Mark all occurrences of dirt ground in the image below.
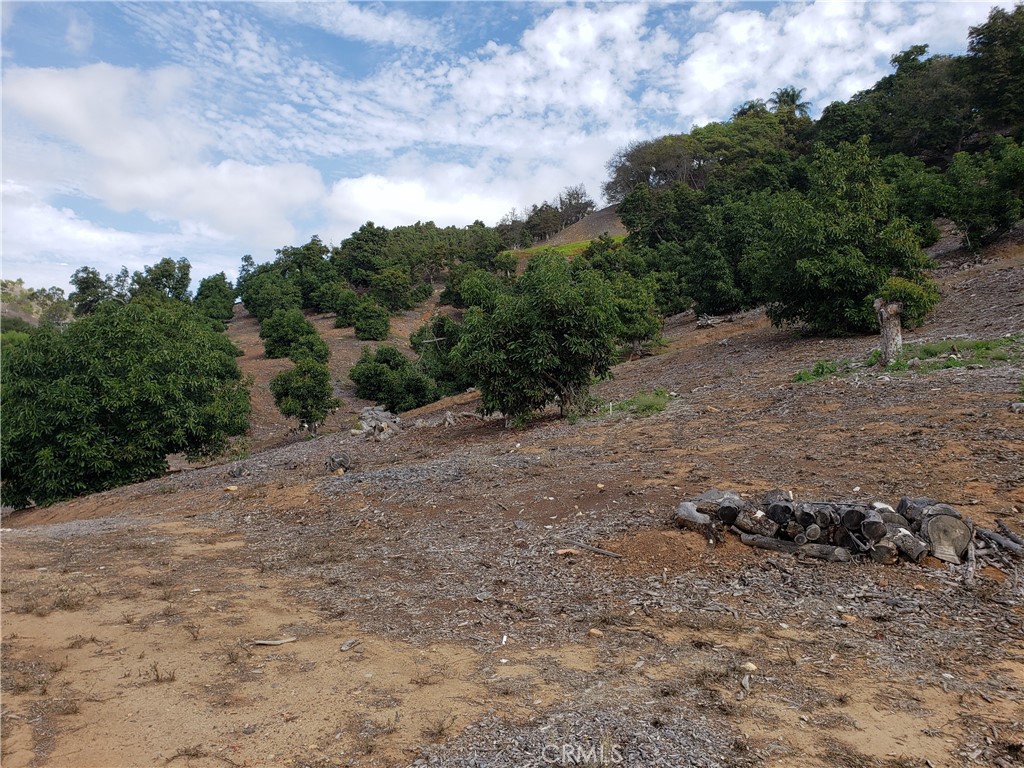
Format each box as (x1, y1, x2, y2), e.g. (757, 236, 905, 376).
(2, 229, 1023, 768)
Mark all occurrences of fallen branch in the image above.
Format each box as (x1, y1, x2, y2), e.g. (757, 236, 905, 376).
(977, 528, 1024, 557)
(555, 538, 624, 559)
(738, 533, 851, 563)
(250, 636, 298, 646)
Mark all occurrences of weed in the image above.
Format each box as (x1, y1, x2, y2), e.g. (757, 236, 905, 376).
(221, 645, 241, 665)
(422, 712, 457, 742)
(599, 388, 671, 418)
(53, 585, 86, 611)
(793, 359, 842, 382)
(148, 661, 176, 683)
(159, 586, 178, 602)
(155, 484, 177, 495)
(122, 611, 136, 624)
(184, 622, 202, 641)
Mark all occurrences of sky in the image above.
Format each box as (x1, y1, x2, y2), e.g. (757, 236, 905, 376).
(1, 1, 1013, 292)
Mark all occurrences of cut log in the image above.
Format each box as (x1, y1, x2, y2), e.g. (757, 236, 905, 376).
(794, 533, 808, 545)
(690, 489, 744, 524)
(738, 533, 851, 562)
(920, 514, 972, 564)
(766, 499, 795, 526)
(717, 497, 747, 526)
(869, 538, 900, 565)
(795, 504, 817, 528)
(673, 502, 715, 538)
(976, 528, 1024, 558)
(922, 502, 962, 520)
(762, 488, 792, 507)
(840, 505, 868, 531)
(880, 511, 911, 529)
(874, 297, 903, 366)
(886, 525, 929, 563)
(781, 520, 804, 540)
(859, 509, 887, 543)
(803, 523, 822, 542)
(813, 504, 839, 528)
(896, 496, 939, 524)
(733, 508, 780, 538)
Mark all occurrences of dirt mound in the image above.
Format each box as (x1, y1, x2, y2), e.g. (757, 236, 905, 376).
(3, 232, 1024, 768)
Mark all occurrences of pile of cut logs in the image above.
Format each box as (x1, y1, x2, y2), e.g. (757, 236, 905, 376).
(674, 489, 1024, 566)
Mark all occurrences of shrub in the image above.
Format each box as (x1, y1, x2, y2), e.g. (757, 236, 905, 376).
(353, 300, 390, 340)
(270, 359, 339, 430)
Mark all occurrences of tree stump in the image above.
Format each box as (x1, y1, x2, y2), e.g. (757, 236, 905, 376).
(874, 297, 903, 366)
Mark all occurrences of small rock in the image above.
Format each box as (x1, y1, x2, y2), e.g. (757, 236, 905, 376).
(588, 628, 604, 638)
(739, 662, 757, 673)
(1010, 402, 1024, 414)
(224, 485, 239, 492)
(333, 468, 345, 476)
(906, 357, 921, 368)
(354, 645, 364, 654)
(340, 639, 359, 651)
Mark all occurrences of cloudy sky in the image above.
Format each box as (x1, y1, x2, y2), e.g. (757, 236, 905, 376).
(1, 1, 1011, 291)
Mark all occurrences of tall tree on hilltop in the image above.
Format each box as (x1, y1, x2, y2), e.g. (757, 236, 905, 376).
(768, 86, 811, 118)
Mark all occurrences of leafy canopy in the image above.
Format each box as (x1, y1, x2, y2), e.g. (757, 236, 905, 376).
(1, 300, 251, 508)
(455, 252, 624, 421)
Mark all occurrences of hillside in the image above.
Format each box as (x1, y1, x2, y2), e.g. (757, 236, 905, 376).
(541, 204, 628, 248)
(2, 227, 1023, 768)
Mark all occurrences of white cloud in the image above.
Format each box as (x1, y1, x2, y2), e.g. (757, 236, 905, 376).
(263, 1, 445, 51)
(1, 181, 180, 290)
(2, 62, 327, 256)
(65, 12, 94, 55)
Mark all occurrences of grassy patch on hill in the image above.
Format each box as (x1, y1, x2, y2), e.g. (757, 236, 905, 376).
(792, 335, 1022, 383)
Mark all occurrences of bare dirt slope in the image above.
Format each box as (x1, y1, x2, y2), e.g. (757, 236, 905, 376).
(3, 231, 1023, 768)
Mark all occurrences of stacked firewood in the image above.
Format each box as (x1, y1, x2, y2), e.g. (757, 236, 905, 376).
(674, 489, 1023, 565)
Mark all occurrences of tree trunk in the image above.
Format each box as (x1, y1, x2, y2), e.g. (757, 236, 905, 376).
(920, 514, 972, 564)
(733, 508, 780, 538)
(887, 524, 929, 563)
(673, 502, 715, 540)
(859, 509, 887, 543)
(739, 533, 851, 562)
(874, 298, 903, 366)
(869, 538, 900, 565)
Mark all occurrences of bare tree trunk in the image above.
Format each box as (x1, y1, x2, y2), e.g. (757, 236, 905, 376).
(874, 298, 903, 366)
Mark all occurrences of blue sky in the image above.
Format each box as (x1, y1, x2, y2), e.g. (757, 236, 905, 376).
(1, 1, 1011, 292)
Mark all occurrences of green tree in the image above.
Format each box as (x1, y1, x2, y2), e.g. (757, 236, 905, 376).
(332, 222, 390, 287)
(454, 253, 621, 421)
(131, 257, 192, 302)
(768, 86, 811, 118)
(348, 345, 437, 413)
(370, 266, 413, 312)
(742, 139, 938, 334)
(410, 315, 473, 397)
(353, 300, 390, 340)
(68, 266, 117, 316)
(967, 3, 1024, 132)
(258, 308, 325, 361)
(193, 272, 236, 325)
(1, 301, 251, 507)
(239, 270, 302, 323)
(942, 137, 1024, 248)
(270, 359, 339, 432)
(274, 236, 336, 310)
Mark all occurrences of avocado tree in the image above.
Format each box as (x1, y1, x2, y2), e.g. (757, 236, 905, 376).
(454, 253, 622, 422)
(742, 138, 938, 334)
(270, 359, 339, 432)
(1, 300, 251, 507)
